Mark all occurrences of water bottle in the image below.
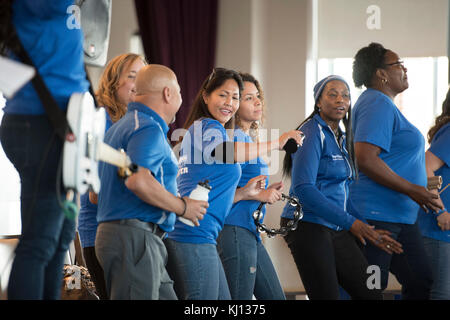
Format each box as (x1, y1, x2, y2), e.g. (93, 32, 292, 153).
(179, 180, 211, 226)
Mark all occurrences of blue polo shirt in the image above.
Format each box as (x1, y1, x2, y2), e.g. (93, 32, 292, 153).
(418, 123, 450, 242)
(97, 102, 177, 232)
(77, 111, 112, 248)
(350, 88, 427, 224)
(281, 114, 357, 231)
(224, 128, 269, 241)
(5, 0, 89, 114)
(168, 118, 241, 244)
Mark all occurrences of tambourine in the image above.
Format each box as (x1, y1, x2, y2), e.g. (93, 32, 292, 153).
(252, 194, 303, 238)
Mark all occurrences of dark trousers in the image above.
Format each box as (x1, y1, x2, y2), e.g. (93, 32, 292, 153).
(83, 246, 108, 300)
(0, 114, 76, 299)
(364, 219, 433, 300)
(282, 219, 382, 300)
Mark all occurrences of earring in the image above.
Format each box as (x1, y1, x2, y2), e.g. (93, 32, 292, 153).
(382, 78, 388, 84)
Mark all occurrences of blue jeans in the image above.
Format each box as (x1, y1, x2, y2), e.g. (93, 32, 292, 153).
(164, 239, 231, 300)
(423, 237, 450, 300)
(365, 219, 433, 300)
(0, 114, 76, 299)
(217, 225, 286, 300)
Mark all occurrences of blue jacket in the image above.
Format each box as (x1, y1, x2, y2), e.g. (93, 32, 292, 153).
(282, 114, 360, 231)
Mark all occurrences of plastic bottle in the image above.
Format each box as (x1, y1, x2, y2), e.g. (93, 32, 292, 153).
(179, 180, 211, 227)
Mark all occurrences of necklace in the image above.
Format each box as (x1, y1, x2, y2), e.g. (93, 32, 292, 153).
(332, 128, 340, 137)
(324, 120, 340, 137)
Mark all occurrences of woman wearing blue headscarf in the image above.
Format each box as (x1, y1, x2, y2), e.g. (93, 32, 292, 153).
(280, 75, 402, 300)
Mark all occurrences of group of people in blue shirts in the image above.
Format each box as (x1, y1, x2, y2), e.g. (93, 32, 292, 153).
(1, 0, 449, 301)
(90, 65, 303, 300)
(280, 43, 449, 300)
(165, 70, 296, 300)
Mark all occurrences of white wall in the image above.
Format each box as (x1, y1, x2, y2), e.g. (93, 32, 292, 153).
(318, 0, 448, 58)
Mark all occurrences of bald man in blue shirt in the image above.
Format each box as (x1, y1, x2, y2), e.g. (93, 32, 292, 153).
(95, 65, 208, 300)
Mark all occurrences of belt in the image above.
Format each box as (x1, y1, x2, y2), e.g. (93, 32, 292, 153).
(107, 219, 166, 239)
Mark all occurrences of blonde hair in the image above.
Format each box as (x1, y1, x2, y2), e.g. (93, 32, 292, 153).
(235, 73, 266, 142)
(96, 53, 147, 123)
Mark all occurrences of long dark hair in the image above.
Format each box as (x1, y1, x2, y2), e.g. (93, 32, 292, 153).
(352, 42, 388, 89)
(282, 94, 357, 179)
(183, 67, 244, 130)
(428, 87, 450, 143)
(0, 1, 19, 56)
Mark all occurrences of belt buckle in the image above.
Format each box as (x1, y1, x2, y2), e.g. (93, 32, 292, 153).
(152, 223, 166, 239)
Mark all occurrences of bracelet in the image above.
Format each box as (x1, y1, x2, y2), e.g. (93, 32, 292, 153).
(179, 197, 187, 217)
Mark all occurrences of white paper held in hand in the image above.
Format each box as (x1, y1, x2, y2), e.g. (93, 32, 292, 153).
(0, 56, 35, 99)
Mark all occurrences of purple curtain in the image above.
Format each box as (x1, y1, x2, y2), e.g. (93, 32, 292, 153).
(134, 0, 218, 142)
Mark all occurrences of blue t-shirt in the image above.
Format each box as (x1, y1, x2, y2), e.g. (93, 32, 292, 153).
(5, 0, 89, 114)
(418, 123, 450, 242)
(350, 88, 427, 224)
(97, 102, 177, 233)
(281, 114, 357, 231)
(168, 118, 241, 244)
(77, 111, 113, 248)
(224, 129, 269, 241)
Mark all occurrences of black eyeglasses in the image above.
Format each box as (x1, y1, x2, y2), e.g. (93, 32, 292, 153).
(384, 60, 405, 68)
